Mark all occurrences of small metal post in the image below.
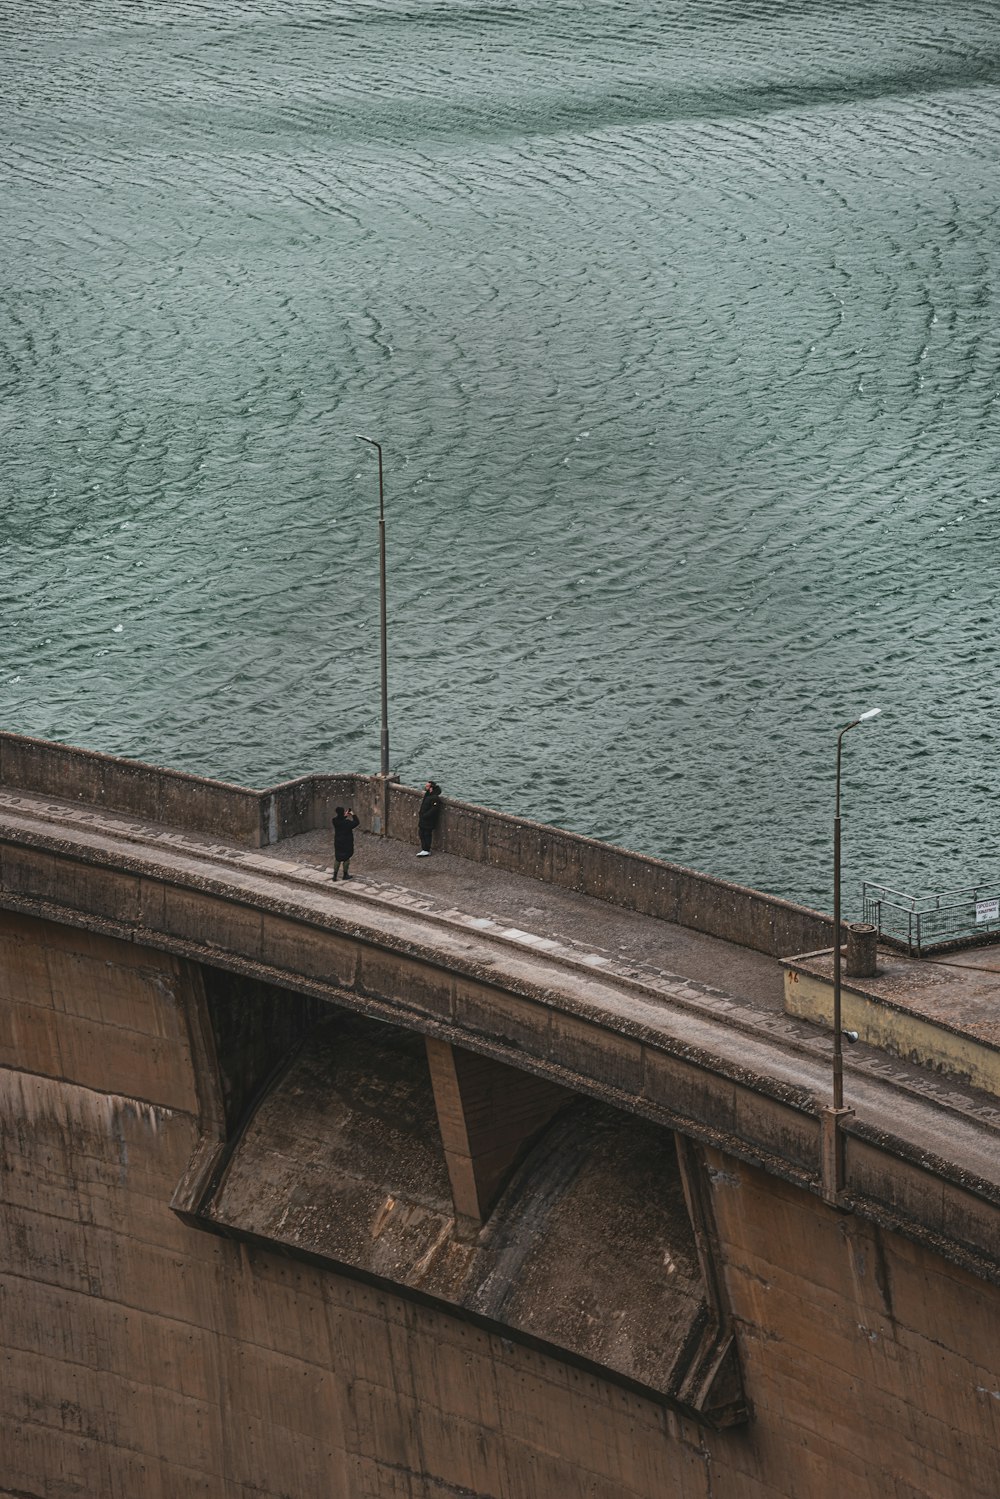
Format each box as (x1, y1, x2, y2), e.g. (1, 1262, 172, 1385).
(833, 729, 846, 1111)
(828, 708, 882, 1182)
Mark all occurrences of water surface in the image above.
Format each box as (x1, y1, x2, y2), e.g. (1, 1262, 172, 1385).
(2, 0, 999, 910)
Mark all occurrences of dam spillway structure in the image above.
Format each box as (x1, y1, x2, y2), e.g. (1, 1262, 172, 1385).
(1, 732, 998, 1499)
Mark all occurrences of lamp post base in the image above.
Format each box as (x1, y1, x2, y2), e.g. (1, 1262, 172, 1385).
(820, 1105, 855, 1208)
(371, 773, 399, 837)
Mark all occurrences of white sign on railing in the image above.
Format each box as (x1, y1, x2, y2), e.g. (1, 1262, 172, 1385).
(974, 898, 999, 924)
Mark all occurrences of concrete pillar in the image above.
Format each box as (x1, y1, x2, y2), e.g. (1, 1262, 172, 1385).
(425, 1039, 570, 1224)
(846, 922, 878, 979)
(820, 1105, 854, 1207)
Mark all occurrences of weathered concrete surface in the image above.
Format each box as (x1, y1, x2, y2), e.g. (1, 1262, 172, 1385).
(3, 910, 1000, 1498)
(0, 907, 201, 1113)
(784, 944, 1000, 1098)
(1, 786, 998, 1283)
(380, 777, 834, 958)
(707, 1148, 1000, 1499)
(2, 743, 1000, 1495)
(0, 729, 274, 846)
(204, 1013, 728, 1414)
(424, 1036, 571, 1223)
(280, 823, 787, 1011)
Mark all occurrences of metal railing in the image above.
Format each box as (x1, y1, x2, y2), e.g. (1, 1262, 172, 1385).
(862, 880, 1000, 956)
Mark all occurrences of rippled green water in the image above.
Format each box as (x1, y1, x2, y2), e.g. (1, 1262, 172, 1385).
(2, 0, 999, 910)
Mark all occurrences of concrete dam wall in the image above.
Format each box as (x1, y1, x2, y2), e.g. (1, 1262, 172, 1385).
(1, 735, 999, 1498)
(2, 914, 998, 1498)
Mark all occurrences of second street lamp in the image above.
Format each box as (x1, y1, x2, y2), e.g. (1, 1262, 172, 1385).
(354, 435, 390, 779)
(832, 706, 882, 1112)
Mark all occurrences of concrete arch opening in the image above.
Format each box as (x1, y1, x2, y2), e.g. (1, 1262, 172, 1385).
(183, 977, 746, 1427)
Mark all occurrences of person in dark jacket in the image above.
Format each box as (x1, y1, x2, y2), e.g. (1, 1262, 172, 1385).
(417, 781, 441, 856)
(331, 806, 360, 880)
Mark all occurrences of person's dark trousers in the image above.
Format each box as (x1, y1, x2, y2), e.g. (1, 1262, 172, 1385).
(419, 828, 432, 853)
(334, 859, 351, 879)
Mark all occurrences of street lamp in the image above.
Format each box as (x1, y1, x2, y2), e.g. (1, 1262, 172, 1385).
(354, 435, 390, 778)
(832, 707, 882, 1111)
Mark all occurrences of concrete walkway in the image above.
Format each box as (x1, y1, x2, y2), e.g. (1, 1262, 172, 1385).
(271, 827, 1000, 1143)
(278, 826, 786, 1010)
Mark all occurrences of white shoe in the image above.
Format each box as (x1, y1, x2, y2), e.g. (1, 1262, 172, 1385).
(417, 850, 431, 857)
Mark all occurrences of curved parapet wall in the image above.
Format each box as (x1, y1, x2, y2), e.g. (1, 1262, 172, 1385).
(0, 730, 274, 846)
(0, 730, 359, 851)
(0, 731, 831, 958)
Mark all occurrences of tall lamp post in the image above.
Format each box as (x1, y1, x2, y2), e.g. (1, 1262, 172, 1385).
(832, 707, 882, 1111)
(354, 435, 390, 779)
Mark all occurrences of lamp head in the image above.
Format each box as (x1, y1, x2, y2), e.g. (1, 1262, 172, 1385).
(858, 707, 882, 722)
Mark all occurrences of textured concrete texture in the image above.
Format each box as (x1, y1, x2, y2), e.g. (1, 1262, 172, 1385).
(2, 741, 1000, 1496)
(3, 910, 1000, 1498)
(281, 823, 787, 1008)
(784, 943, 1000, 1097)
(1, 783, 999, 1285)
(206, 1013, 722, 1409)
